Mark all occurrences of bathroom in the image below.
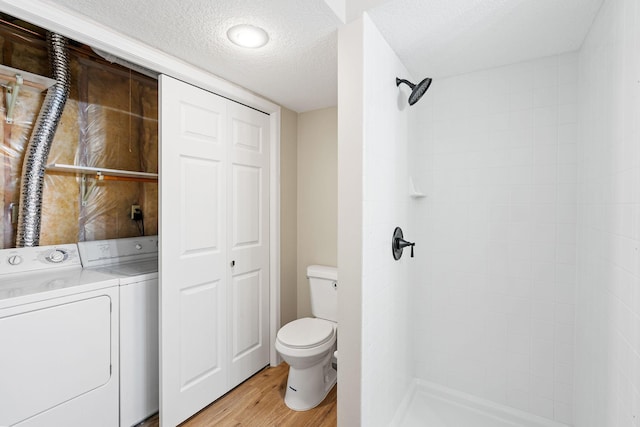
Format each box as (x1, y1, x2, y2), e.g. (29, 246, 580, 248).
(0, 0, 637, 427)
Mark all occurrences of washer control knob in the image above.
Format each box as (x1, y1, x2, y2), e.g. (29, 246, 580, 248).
(7, 255, 22, 266)
(135, 243, 142, 250)
(47, 249, 67, 263)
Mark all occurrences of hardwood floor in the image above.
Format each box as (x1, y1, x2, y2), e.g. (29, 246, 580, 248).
(140, 363, 337, 427)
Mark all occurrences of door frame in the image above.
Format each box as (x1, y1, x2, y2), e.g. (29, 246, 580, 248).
(0, 0, 282, 366)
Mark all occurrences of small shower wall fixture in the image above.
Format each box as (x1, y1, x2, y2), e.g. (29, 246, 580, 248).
(396, 76, 432, 105)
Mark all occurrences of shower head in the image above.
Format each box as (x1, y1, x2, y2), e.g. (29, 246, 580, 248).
(396, 77, 432, 105)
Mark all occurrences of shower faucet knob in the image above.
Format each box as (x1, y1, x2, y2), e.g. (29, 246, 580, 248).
(392, 227, 416, 260)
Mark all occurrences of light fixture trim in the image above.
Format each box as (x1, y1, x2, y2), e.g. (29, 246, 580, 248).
(227, 24, 269, 49)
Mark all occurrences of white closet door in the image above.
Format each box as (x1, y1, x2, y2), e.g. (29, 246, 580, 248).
(227, 102, 270, 388)
(159, 75, 228, 427)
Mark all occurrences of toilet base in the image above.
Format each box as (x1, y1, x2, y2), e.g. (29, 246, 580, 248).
(283, 352, 337, 411)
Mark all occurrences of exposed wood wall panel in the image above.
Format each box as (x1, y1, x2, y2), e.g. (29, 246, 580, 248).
(0, 25, 158, 248)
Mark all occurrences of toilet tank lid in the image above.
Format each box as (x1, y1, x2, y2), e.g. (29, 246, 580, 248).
(307, 265, 337, 281)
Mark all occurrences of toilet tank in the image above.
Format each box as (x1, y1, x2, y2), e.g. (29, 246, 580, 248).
(307, 265, 337, 322)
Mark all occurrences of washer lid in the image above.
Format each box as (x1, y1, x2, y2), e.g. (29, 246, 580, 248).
(277, 318, 335, 349)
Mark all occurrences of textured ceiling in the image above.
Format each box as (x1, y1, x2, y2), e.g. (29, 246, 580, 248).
(43, 0, 342, 112)
(41, 0, 603, 112)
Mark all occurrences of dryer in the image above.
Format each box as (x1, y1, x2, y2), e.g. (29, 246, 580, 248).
(78, 236, 159, 427)
(0, 243, 119, 427)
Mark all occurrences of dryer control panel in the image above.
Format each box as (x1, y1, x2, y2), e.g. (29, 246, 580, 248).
(0, 244, 80, 274)
(78, 236, 158, 268)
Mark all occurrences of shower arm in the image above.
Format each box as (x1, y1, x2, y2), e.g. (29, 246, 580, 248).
(395, 78, 415, 90)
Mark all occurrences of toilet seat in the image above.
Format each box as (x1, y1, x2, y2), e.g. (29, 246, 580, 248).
(277, 318, 334, 349)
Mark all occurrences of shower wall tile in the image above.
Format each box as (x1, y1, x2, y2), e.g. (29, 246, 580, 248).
(412, 52, 579, 425)
(574, 0, 640, 426)
(359, 15, 413, 426)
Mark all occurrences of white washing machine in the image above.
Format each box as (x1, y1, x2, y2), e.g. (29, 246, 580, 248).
(0, 243, 120, 427)
(78, 236, 159, 427)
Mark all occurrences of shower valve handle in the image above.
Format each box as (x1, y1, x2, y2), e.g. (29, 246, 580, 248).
(396, 238, 415, 257)
(392, 227, 416, 260)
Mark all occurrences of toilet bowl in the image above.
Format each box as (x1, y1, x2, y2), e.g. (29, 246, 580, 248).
(276, 317, 337, 411)
(276, 265, 338, 411)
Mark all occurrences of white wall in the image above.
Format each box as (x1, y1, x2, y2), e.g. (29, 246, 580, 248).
(296, 107, 338, 318)
(360, 13, 413, 425)
(574, 0, 640, 425)
(337, 16, 364, 427)
(412, 53, 579, 425)
(337, 13, 413, 426)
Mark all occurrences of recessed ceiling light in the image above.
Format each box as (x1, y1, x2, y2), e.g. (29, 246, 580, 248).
(227, 24, 269, 49)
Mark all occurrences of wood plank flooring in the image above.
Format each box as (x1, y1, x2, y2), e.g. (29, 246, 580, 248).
(140, 362, 336, 427)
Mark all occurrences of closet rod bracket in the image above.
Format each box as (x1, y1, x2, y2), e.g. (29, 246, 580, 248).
(4, 74, 23, 124)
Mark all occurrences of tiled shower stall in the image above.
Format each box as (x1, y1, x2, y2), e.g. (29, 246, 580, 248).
(348, 0, 640, 425)
(412, 52, 579, 424)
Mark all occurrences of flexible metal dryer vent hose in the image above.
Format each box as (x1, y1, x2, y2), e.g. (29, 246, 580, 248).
(16, 32, 70, 247)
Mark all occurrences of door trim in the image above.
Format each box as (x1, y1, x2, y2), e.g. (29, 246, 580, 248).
(0, 0, 282, 367)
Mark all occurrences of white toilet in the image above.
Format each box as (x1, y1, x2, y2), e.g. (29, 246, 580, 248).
(276, 265, 337, 411)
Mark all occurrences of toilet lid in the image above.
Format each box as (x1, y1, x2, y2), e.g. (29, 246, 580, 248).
(277, 318, 335, 349)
